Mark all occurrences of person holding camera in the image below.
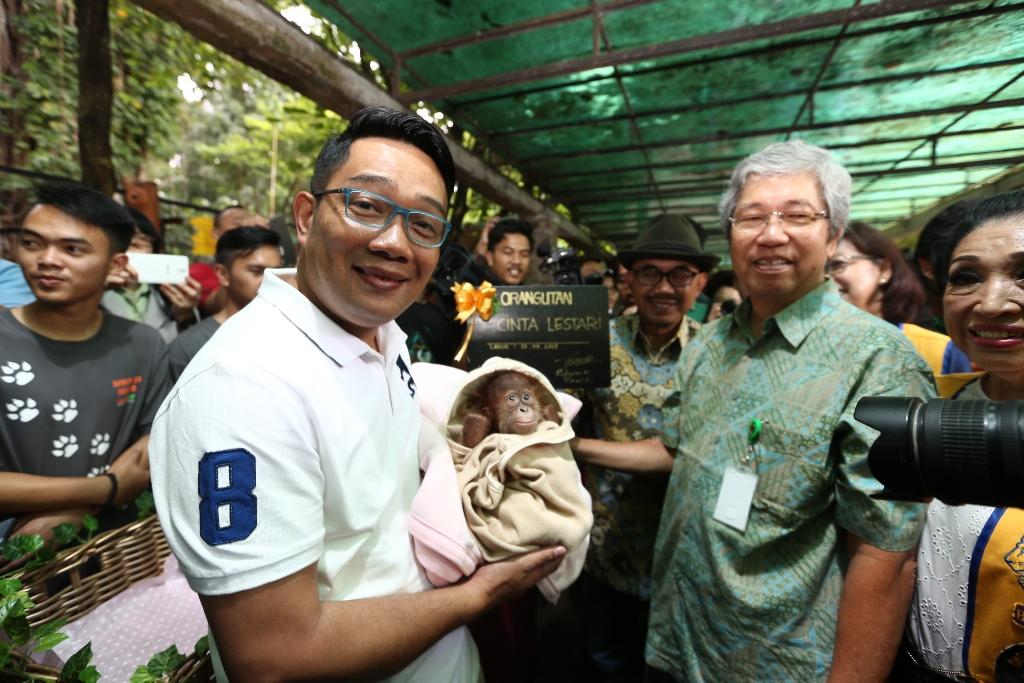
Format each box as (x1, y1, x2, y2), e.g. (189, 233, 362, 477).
(703, 269, 742, 322)
(897, 189, 1024, 682)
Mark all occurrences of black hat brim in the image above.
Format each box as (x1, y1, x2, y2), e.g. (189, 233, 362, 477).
(618, 247, 721, 272)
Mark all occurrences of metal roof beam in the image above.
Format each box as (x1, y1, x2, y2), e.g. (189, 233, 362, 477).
(565, 155, 1024, 208)
(534, 123, 1024, 180)
(785, 0, 857, 135)
(398, 0, 660, 60)
(451, 2, 1024, 109)
(398, 0, 973, 104)
(556, 147, 1024, 198)
(127, 0, 595, 249)
(584, 189, 980, 215)
(856, 69, 1024, 194)
(592, 1, 666, 214)
(583, 206, 722, 217)
(884, 164, 1024, 240)
(518, 97, 1024, 163)
(490, 56, 1024, 139)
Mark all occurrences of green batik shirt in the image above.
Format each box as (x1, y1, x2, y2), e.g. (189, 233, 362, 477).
(646, 279, 933, 682)
(582, 313, 697, 600)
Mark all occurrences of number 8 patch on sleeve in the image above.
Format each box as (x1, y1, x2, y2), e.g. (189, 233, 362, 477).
(198, 449, 257, 545)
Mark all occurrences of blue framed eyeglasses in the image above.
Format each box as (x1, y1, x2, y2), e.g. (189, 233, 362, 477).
(312, 187, 451, 249)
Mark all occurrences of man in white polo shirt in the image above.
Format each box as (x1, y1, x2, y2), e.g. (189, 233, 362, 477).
(149, 107, 566, 682)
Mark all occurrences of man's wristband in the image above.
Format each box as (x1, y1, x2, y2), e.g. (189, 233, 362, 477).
(103, 472, 119, 509)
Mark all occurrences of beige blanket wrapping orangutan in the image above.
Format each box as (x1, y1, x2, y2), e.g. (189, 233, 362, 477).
(446, 358, 593, 563)
(408, 358, 591, 603)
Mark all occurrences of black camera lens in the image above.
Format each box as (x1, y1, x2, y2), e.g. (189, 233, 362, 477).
(720, 300, 738, 315)
(855, 397, 1024, 508)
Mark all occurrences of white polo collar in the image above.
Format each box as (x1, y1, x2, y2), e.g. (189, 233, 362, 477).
(257, 268, 407, 368)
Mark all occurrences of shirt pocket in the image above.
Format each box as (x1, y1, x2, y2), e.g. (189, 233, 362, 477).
(750, 423, 834, 528)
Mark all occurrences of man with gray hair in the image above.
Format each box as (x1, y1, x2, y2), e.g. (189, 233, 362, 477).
(640, 139, 934, 681)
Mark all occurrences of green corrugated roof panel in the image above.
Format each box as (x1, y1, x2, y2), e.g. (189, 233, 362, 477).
(406, 20, 596, 87)
(619, 45, 833, 109)
(309, 0, 1024, 254)
(521, 149, 650, 177)
(309, 0, 586, 62)
(550, 169, 655, 193)
(461, 79, 628, 136)
(499, 118, 638, 156)
(601, 0, 863, 48)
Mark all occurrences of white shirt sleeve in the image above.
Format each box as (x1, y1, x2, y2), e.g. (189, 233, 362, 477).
(150, 363, 324, 596)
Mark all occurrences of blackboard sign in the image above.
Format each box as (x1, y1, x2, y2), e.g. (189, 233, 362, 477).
(467, 285, 610, 389)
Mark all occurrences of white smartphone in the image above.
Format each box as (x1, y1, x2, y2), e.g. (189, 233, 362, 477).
(127, 253, 189, 284)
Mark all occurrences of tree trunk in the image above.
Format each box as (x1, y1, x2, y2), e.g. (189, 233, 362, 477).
(0, 0, 28, 223)
(75, 0, 116, 194)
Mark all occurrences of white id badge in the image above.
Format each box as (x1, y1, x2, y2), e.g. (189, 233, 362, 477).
(712, 466, 759, 532)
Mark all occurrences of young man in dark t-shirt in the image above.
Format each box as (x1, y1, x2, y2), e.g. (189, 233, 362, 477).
(0, 182, 170, 541)
(168, 227, 282, 380)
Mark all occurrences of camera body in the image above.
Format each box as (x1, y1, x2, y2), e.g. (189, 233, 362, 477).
(854, 396, 1024, 508)
(537, 244, 582, 286)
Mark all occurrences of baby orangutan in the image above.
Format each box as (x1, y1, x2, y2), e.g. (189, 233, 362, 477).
(462, 371, 560, 449)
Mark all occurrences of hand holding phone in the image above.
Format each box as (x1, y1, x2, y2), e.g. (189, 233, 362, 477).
(126, 253, 190, 284)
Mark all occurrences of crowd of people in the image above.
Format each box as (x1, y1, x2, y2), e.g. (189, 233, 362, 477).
(0, 105, 1021, 682)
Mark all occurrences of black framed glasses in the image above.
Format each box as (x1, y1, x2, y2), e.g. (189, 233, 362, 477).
(729, 209, 829, 233)
(312, 187, 451, 249)
(631, 265, 700, 288)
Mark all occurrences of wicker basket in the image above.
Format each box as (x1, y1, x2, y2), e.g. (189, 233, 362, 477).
(3, 515, 214, 682)
(13, 515, 172, 628)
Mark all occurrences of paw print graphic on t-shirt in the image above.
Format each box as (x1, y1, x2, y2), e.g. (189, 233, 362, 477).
(51, 434, 79, 458)
(0, 361, 34, 386)
(51, 399, 79, 423)
(87, 464, 111, 477)
(90, 433, 111, 456)
(5, 398, 39, 423)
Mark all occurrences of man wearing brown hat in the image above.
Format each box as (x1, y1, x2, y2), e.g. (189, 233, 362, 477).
(570, 213, 718, 682)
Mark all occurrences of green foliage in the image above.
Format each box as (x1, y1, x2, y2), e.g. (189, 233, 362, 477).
(129, 644, 186, 683)
(81, 515, 98, 541)
(128, 635, 207, 682)
(135, 491, 156, 520)
(108, 1, 198, 176)
(2, 0, 198, 194)
(1, 534, 44, 562)
(0, 0, 80, 188)
(5, 0, 503, 247)
(1, 577, 93, 679)
(1, 513, 99, 574)
(176, 89, 344, 217)
(32, 618, 70, 654)
(0, 581, 27, 625)
(53, 523, 79, 548)
(61, 642, 101, 682)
